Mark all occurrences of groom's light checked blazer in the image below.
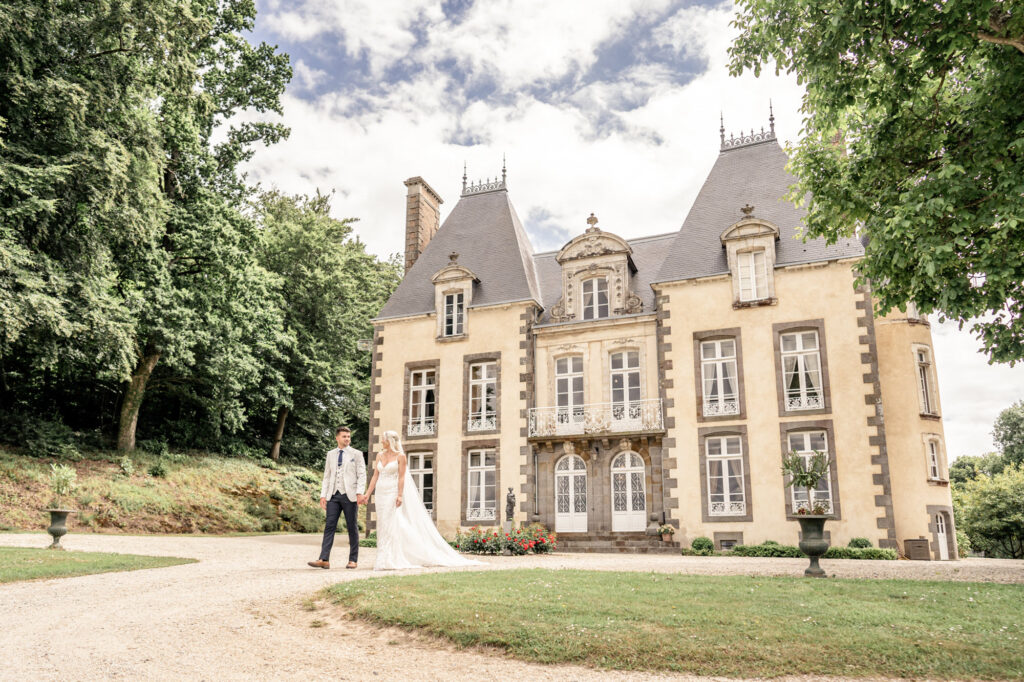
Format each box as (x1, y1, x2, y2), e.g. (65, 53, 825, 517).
(320, 446, 367, 501)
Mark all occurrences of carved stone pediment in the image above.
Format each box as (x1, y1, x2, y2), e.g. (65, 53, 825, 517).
(557, 231, 632, 264)
(431, 263, 477, 285)
(720, 217, 780, 244)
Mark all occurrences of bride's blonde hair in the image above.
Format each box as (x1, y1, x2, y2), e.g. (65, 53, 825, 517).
(382, 430, 404, 454)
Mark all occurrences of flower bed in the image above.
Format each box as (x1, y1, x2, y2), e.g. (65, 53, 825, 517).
(454, 525, 557, 555)
(681, 538, 897, 560)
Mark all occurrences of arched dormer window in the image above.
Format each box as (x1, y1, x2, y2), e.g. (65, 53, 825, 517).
(721, 211, 779, 307)
(431, 252, 477, 340)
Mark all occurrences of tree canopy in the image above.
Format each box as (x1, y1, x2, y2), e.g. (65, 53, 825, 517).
(730, 0, 1024, 363)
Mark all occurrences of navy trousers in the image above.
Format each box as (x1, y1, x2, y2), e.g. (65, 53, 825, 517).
(319, 491, 359, 563)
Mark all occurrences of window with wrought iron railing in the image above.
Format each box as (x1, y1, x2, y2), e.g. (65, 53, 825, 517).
(787, 430, 832, 513)
(706, 435, 745, 516)
(701, 339, 739, 416)
(408, 369, 436, 435)
(408, 452, 434, 511)
(466, 449, 496, 520)
(468, 361, 497, 431)
(781, 331, 823, 411)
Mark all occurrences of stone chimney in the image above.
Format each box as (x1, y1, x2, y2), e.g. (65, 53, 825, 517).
(403, 177, 443, 273)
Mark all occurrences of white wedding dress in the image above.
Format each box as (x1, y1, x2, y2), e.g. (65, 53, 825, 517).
(373, 458, 483, 571)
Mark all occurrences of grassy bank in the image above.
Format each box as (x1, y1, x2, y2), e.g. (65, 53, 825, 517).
(0, 447, 329, 535)
(325, 569, 1024, 679)
(0, 547, 195, 583)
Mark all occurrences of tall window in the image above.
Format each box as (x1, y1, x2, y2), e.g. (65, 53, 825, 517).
(408, 369, 436, 435)
(468, 361, 497, 431)
(738, 250, 768, 302)
(466, 449, 496, 520)
(917, 348, 936, 414)
(781, 331, 823, 410)
(701, 339, 738, 416)
(927, 440, 943, 480)
(610, 351, 641, 423)
(408, 452, 434, 511)
(582, 277, 609, 320)
(706, 436, 745, 515)
(443, 292, 464, 336)
(555, 356, 584, 434)
(787, 431, 832, 513)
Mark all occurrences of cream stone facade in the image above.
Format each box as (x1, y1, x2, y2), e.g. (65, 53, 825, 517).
(368, 124, 957, 558)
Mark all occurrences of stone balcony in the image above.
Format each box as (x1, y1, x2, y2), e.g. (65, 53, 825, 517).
(527, 399, 665, 439)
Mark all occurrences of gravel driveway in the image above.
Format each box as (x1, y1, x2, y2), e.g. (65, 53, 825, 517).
(1, 532, 1021, 681)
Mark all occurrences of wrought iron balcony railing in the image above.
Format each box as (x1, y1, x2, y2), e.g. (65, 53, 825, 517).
(703, 397, 739, 417)
(786, 394, 823, 411)
(467, 415, 497, 432)
(407, 419, 436, 436)
(528, 399, 664, 438)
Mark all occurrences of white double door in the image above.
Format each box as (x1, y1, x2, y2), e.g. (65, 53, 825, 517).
(611, 452, 647, 532)
(555, 455, 588, 532)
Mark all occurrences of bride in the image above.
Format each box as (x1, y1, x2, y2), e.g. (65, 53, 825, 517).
(359, 430, 482, 570)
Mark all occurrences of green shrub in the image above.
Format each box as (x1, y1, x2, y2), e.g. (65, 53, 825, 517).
(823, 546, 897, 560)
(137, 439, 169, 456)
(281, 504, 321, 533)
(118, 456, 135, 478)
(680, 547, 716, 556)
(148, 461, 168, 478)
(691, 536, 714, 552)
(76, 492, 96, 508)
(454, 525, 557, 555)
(732, 542, 804, 558)
(293, 469, 319, 485)
(956, 528, 971, 558)
(19, 418, 81, 461)
(281, 476, 307, 494)
(359, 531, 377, 548)
(49, 463, 77, 507)
(847, 537, 872, 548)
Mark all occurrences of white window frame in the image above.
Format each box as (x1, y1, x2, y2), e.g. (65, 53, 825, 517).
(408, 369, 436, 435)
(705, 435, 745, 516)
(581, 277, 609, 320)
(737, 249, 768, 302)
(701, 339, 739, 417)
(443, 292, 464, 337)
(408, 452, 434, 511)
(926, 438, 945, 481)
(555, 355, 585, 434)
(781, 331, 823, 411)
(468, 361, 497, 431)
(916, 346, 938, 415)
(466, 449, 496, 521)
(609, 350, 641, 423)
(787, 430, 832, 513)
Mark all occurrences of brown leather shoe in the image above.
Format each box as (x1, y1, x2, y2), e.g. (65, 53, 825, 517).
(307, 560, 330, 569)
(346, 562, 357, 569)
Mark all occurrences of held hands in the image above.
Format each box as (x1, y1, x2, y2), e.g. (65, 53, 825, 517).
(356, 494, 367, 505)
(396, 494, 403, 508)
(319, 497, 327, 510)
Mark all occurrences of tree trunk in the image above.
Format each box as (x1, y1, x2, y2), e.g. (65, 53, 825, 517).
(268, 406, 289, 461)
(117, 352, 161, 452)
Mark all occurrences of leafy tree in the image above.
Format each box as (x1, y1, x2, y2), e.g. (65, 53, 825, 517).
(730, 1, 1024, 363)
(949, 452, 1007, 485)
(993, 400, 1024, 467)
(254, 192, 401, 462)
(958, 465, 1024, 559)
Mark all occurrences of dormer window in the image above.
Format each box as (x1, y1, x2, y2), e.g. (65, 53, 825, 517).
(582, 277, 609, 320)
(737, 250, 768, 302)
(432, 252, 476, 340)
(721, 211, 778, 307)
(443, 292, 464, 336)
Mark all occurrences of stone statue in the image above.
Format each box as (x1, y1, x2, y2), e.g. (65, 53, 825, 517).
(505, 487, 516, 521)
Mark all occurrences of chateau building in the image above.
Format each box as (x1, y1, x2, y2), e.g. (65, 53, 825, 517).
(368, 117, 958, 559)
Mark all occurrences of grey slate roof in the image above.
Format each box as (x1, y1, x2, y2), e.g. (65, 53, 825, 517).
(376, 188, 542, 320)
(533, 232, 676, 324)
(377, 139, 863, 322)
(653, 139, 863, 284)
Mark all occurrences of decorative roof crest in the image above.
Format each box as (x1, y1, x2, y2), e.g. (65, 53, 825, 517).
(461, 156, 508, 196)
(585, 212, 600, 233)
(720, 102, 777, 151)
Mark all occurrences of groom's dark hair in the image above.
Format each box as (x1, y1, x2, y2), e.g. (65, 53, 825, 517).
(335, 426, 351, 435)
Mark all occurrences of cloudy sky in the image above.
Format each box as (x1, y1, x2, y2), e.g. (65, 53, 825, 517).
(243, 0, 1024, 459)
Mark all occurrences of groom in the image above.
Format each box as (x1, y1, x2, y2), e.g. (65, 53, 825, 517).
(308, 426, 367, 569)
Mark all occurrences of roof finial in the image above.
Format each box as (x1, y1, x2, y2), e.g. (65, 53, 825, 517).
(449, 251, 459, 264)
(586, 213, 599, 232)
(502, 154, 506, 184)
(741, 204, 755, 216)
(769, 99, 775, 135)
(462, 162, 467, 193)
(720, 112, 725, 147)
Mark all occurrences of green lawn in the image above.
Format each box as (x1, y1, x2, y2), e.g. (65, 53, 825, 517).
(0, 547, 196, 583)
(324, 569, 1024, 679)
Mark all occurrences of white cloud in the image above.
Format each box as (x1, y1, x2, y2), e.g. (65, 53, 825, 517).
(291, 59, 328, 92)
(242, 0, 1024, 460)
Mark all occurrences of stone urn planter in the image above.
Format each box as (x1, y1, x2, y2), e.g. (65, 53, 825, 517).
(44, 509, 76, 550)
(795, 514, 830, 577)
(782, 450, 833, 577)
